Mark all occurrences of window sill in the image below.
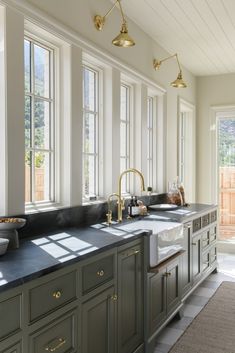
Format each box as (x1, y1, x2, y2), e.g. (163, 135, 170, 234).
(82, 198, 106, 206)
(25, 202, 64, 214)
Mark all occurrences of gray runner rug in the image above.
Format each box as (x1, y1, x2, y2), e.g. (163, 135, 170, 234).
(170, 281, 235, 353)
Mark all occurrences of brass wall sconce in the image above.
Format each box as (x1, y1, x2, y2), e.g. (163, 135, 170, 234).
(153, 53, 187, 88)
(94, 0, 135, 48)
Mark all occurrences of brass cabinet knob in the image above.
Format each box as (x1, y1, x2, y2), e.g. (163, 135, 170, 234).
(45, 337, 66, 352)
(111, 294, 118, 301)
(97, 269, 105, 277)
(52, 290, 62, 299)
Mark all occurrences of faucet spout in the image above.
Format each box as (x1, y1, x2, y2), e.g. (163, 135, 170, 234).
(117, 168, 145, 222)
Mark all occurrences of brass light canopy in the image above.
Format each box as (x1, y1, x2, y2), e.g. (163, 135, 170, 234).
(94, 0, 135, 48)
(153, 53, 187, 88)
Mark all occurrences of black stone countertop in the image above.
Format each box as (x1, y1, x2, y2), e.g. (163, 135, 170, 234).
(0, 203, 217, 294)
(148, 203, 217, 223)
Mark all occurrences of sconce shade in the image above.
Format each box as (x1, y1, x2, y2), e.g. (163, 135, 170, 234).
(171, 71, 187, 88)
(112, 23, 135, 47)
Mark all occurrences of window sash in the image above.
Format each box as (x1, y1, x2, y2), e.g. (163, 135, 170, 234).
(147, 96, 154, 188)
(24, 37, 55, 204)
(82, 65, 99, 198)
(120, 83, 131, 194)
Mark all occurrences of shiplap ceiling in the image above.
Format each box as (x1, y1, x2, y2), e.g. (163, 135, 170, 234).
(119, 0, 235, 76)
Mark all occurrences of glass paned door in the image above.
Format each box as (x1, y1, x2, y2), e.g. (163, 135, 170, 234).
(218, 118, 235, 241)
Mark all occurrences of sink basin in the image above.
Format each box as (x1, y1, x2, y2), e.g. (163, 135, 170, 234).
(117, 220, 181, 234)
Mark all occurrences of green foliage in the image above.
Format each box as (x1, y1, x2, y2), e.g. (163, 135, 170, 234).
(219, 120, 235, 167)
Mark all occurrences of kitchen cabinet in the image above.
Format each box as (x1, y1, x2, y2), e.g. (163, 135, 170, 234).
(148, 254, 181, 335)
(0, 342, 21, 353)
(81, 286, 116, 353)
(117, 241, 143, 353)
(181, 222, 192, 297)
(192, 232, 202, 283)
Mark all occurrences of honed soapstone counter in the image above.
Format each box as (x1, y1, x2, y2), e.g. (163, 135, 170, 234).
(0, 203, 216, 293)
(0, 223, 149, 293)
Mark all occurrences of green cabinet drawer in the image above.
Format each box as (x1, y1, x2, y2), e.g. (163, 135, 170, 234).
(210, 246, 217, 265)
(82, 255, 114, 295)
(210, 225, 217, 243)
(29, 271, 77, 323)
(29, 311, 77, 353)
(210, 210, 217, 223)
(202, 252, 210, 273)
(202, 214, 210, 228)
(0, 342, 21, 353)
(201, 229, 210, 249)
(193, 217, 201, 233)
(0, 295, 21, 340)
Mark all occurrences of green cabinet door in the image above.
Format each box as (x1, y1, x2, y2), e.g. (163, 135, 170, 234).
(181, 223, 192, 297)
(81, 286, 116, 353)
(192, 233, 202, 283)
(148, 267, 166, 334)
(118, 242, 144, 353)
(166, 258, 181, 315)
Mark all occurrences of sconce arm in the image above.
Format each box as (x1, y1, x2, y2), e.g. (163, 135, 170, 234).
(154, 53, 182, 72)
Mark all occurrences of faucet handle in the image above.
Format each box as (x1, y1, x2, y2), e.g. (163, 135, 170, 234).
(106, 210, 112, 225)
(121, 198, 125, 210)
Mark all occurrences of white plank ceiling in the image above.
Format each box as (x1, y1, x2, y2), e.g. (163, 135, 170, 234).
(119, 0, 235, 76)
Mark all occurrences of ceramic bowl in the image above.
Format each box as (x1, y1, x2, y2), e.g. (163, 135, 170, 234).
(0, 218, 26, 231)
(0, 238, 10, 256)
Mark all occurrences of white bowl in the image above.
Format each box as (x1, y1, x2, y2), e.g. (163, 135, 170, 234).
(0, 238, 10, 256)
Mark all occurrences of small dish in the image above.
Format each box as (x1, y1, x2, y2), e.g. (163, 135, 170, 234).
(0, 238, 9, 256)
(148, 204, 179, 211)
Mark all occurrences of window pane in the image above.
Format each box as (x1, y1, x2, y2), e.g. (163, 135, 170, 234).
(120, 121, 127, 157)
(83, 154, 96, 197)
(34, 151, 51, 202)
(121, 85, 128, 121)
(34, 44, 50, 98)
(34, 99, 50, 149)
(25, 151, 32, 203)
(24, 40, 31, 93)
(83, 68, 96, 112)
(25, 95, 31, 148)
(83, 113, 95, 154)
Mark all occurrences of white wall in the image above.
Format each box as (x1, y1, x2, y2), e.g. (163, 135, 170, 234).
(23, 0, 196, 185)
(197, 73, 235, 203)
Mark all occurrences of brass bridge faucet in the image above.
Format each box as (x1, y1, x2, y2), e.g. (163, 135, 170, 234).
(106, 193, 122, 225)
(117, 168, 145, 222)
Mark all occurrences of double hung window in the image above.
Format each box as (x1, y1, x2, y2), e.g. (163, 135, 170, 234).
(147, 96, 154, 188)
(82, 65, 99, 199)
(120, 83, 131, 194)
(24, 38, 55, 204)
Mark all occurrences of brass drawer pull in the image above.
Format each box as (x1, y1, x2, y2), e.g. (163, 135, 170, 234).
(123, 249, 140, 257)
(45, 338, 66, 352)
(163, 272, 171, 277)
(97, 269, 105, 277)
(192, 242, 197, 246)
(52, 291, 62, 299)
(111, 294, 118, 301)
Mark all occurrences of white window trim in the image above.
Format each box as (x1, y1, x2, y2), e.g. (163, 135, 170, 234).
(82, 60, 104, 203)
(147, 96, 154, 189)
(178, 97, 196, 203)
(210, 105, 235, 205)
(24, 35, 55, 205)
(120, 81, 133, 196)
(24, 24, 64, 213)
